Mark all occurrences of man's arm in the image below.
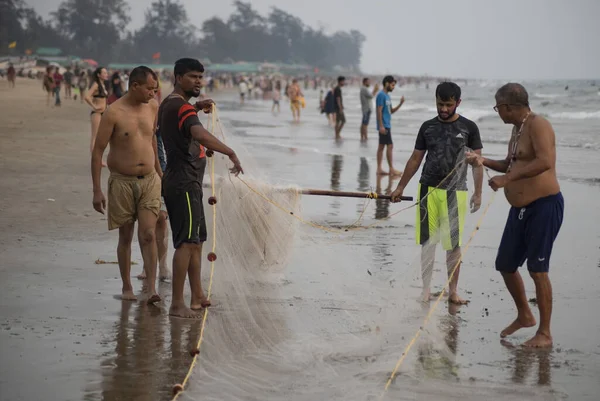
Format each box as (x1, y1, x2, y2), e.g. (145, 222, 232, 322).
(336, 92, 343, 113)
(377, 105, 384, 129)
(391, 96, 405, 114)
(472, 149, 483, 194)
(394, 150, 426, 191)
(151, 101, 162, 178)
(505, 117, 555, 182)
(190, 125, 234, 157)
(91, 111, 115, 213)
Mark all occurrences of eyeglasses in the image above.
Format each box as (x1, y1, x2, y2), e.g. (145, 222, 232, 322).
(493, 104, 508, 112)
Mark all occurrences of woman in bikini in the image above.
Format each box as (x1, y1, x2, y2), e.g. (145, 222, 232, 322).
(84, 67, 109, 164)
(43, 66, 55, 107)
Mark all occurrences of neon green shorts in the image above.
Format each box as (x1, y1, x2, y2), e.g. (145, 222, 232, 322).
(416, 183, 467, 251)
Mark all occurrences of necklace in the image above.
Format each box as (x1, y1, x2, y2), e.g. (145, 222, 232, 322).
(507, 111, 531, 172)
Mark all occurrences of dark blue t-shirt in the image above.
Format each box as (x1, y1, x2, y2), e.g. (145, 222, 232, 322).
(415, 115, 483, 190)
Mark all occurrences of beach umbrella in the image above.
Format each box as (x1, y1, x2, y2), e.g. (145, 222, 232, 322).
(82, 59, 98, 67)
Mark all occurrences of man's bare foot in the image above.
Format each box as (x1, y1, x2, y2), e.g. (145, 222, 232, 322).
(137, 271, 147, 280)
(191, 297, 212, 310)
(449, 293, 470, 305)
(523, 332, 553, 348)
(500, 314, 536, 338)
(390, 169, 403, 177)
(147, 294, 161, 305)
(377, 170, 389, 176)
(169, 304, 201, 319)
(120, 290, 137, 301)
(159, 267, 171, 282)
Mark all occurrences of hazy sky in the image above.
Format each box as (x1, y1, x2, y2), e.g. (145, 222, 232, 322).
(26, 0, 600, 80)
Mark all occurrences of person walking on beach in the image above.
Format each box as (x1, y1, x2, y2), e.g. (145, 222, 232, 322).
(334, 76, 346, 140)
(359, 77, 379, 142)
(7, 63, 16, 88)
(376, 75, 405, 176)
(466, 83, 563, 348)
(85, 67, 109, 165)
(91, 66, 163, 304)
(287, 79, 303, 122)
(159, 58, 243, 319)
(391, 82, 483, 305)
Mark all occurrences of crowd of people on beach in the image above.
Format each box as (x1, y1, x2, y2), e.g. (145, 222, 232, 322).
(2, 55, 562, 349)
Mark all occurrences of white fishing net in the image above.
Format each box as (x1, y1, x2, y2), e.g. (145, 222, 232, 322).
(172, 114, 539, 401)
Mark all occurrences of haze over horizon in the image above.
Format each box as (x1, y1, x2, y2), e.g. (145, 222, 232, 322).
(26, 0, 600, 80)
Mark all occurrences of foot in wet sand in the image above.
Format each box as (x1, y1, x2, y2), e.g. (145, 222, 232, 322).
(169, 304, 201, 319)
(390, 169, 403, 177)
(121, 289, 137, 301)
(500, 314, 537, 338)
(523, 332, 553, 348)
(147, 293, 161, 305)
(159, 266, 171, 282)
(377, 170, 389, 176)
(449, 293, 470, 305)
(191, 296, 212, 310)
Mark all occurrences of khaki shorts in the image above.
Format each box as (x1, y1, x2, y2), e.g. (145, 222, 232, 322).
(107, 171, 161, 230)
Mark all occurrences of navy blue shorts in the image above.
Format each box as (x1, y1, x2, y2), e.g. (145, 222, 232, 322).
(495, 192, 564, 273)
(379, 128, 393, 145)
(361, 110, 371, 125)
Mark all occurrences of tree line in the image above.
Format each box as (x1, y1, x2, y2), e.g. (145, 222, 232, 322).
(1, 0, 365, 71)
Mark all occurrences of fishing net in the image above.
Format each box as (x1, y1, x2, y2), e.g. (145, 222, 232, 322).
(169, 110, 547, 401)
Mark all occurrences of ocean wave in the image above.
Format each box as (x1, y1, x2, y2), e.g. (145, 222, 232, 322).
(533, 93, 563, 99)
(549, 111, 600, 120)
(482, 137, 599, 150)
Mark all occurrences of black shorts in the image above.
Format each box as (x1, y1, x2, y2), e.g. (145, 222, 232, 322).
(379, 128, 393, 145)
(163, 188, 207, 249)
(336, 111, 346, 124)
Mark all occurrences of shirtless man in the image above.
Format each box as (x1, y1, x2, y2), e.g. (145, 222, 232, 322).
(287, 79, 303, 122)
(91, 66, 163, 303)
(466, 83, 564, 348)
(159, 58, 243, 319)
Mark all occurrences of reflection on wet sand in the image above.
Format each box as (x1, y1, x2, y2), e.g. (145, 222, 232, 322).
(501, 340, 552, 387)
(91, 285, 201, 401)
(329, 154, 343, 215)
(357, 157, 370, 216)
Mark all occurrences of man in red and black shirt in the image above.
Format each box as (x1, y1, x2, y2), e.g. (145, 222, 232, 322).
(159, 58, 243, 319)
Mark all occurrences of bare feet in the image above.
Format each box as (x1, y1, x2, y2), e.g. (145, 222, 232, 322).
(377, 170, 389, 176)
(500, 314, 537, 338)
(523, 332, 553, 348)
(390, 169, 403, 177)
(169, 304, 201, 319)
(120, 289, 137, 301)
(147, 294, 162, 305)
(159, 266, 171, 282)
(137, 271, 147, 280)
(449, 293, 470, 305)
(191, 296, 212, 310)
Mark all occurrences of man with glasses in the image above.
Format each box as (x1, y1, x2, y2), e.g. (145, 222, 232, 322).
(466, 83, 563, 348)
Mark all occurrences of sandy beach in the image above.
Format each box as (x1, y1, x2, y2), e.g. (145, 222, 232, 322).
(1, 78, 599, 401)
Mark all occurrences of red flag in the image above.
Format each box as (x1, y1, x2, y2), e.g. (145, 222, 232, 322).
(152, 52, 161, 60)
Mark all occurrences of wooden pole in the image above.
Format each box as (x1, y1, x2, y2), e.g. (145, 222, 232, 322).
(202, 182, 413, 201)
(299, 189, 412, 201)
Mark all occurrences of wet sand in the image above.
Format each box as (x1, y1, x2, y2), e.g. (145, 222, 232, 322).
(1, 79, 600, 401)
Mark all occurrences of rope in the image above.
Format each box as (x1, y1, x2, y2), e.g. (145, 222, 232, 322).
(378, 190, 497, 400)
(171, 105, 219, 400)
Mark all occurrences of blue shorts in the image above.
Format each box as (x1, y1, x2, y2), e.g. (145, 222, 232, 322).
(495, 192, 564, 273)
(362, 110, 371, 125)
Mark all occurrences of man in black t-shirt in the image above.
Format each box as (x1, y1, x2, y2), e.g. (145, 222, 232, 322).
(390, 82, 484, 305)
(158, 58, 243, 319)
(333, 76, 346, 139)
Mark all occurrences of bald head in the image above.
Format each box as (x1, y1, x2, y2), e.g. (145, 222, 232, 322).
(495, 83, 529, 108)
